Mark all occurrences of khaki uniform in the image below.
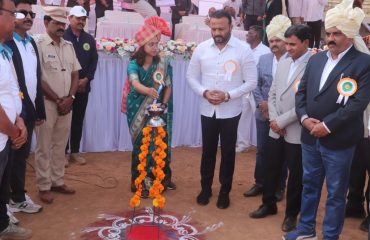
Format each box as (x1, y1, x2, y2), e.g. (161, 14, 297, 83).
(35, 34, 81, 191)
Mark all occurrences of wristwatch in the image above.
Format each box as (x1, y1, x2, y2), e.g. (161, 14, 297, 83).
(224, 92, 230, 102)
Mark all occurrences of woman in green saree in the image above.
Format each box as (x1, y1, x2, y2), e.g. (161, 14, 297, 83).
(126, 21, 175, 196)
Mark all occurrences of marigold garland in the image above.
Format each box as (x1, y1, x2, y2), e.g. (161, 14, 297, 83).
(129, 126, 167, 209)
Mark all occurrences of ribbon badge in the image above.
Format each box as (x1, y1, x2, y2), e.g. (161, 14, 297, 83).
(224, 60, 237, 82)
(152, 70, 164, 85)
(293, 79, 301, 93)
(336, 77, 357, 105)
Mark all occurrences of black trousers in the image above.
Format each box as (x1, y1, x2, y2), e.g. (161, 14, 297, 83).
(262, 137, 303, 218)
(171, 18, 181, 40)
(9, 120, 34, 203)
(67, 92, 89, 153)
(0, 142, 10, 232)
(243, 15, 262, 31)
(347, 138, 370, 213)
(200, 114, 240, 194)
(307, 20, 322, 49)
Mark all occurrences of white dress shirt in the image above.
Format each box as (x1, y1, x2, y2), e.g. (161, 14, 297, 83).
(302, 0, 327, 22)
(223, 0, 242, 13)
(187, 36, 257, 119)
(288, 0, 303, 18)
(14, 34, 38, 107)
(43, 0, 62, 5)
(272, 55, 279, 80)
(251, 42, 271, 65)
(0, 48, 22, 151)
(319, 45, 352, 90)
(288, 50, 310, 83)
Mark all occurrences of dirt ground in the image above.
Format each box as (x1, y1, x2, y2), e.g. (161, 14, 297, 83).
(16, 147, 367, 240)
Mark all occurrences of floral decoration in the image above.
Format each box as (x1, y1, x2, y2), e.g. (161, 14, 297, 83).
(130, 126, 167, 209)
(96, 37, 197, 60)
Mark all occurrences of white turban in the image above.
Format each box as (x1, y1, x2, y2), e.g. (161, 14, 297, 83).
(325, 0, 369, 54)
(266, 15, 292, 41)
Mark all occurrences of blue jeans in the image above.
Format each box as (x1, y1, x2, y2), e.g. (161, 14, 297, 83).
(255, 118, 287, 191)
(299, 141, 355, 240)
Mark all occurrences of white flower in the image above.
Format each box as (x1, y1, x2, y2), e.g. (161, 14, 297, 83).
(129, 46, 135, 52)
(168, 45, 175, 51)
(123, 45, 130, 51)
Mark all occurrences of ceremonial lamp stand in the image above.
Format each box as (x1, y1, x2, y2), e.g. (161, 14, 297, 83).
(127, 99, 168, 240)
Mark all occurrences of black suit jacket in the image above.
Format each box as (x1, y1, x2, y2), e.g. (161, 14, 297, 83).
(171, 0, 192, 21)
(296, 46, 370, 149)
(265, 0, 282, 27)
(6, 38, 46, 122)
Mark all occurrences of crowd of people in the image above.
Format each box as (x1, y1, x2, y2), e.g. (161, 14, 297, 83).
(0, 0, 370, 240)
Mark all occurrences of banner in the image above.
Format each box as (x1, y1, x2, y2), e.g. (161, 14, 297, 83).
(156, 0, 175, 7)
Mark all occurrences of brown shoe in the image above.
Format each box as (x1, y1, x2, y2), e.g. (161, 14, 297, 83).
(51, 184, 76, 194)
(39, 190, 54, 204)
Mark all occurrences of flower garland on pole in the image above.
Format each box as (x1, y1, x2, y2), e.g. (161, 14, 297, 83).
(129, 126, 167, 209)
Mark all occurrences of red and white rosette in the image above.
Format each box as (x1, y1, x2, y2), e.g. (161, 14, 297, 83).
(336, 77, 357, 105)
(223, 60, 237, 82)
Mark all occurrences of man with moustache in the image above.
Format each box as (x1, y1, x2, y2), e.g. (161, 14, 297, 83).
(285, 0, 370, 239)
(5, 0, 45, 215)
(250, 24, 311, 233)
(187, 10, 257, 209)
(35, 6, 80, 204)
(0, 0, 32, 238)
(64, 6, 98, 165)
(244, 15, 290, 201)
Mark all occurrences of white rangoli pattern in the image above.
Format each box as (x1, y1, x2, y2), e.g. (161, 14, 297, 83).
(82, 207, 223, 240)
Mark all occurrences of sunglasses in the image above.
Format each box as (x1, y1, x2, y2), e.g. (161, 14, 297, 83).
(0, 7, 17, 17)
(16, 10, 36, 19)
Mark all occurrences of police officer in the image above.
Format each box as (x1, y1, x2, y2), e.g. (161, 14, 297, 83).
(35, 6, 81, 204)
(64, 6, 98, 165)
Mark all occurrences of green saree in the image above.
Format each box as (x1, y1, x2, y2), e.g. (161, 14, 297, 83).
(126, 58, 173, 190)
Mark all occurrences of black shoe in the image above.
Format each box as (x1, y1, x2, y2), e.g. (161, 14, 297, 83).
(360, 217, 369, 232)
(167, 182, 176, 190)
(275, 189, 285, 202)
(249, 204, 277, 218)
(282, 216, 297, 232)
(196, 190, 212, 206)
(345, 203, 366, 218)
(243, 184, 263, 197)
(216, 192, 230, 209)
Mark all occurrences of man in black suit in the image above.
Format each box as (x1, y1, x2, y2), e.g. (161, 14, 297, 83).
(170, 0, 191, 39)
(284, 1, 370, 240)
(264, 0, 282, 27)
(95, 0, 113, 19)
(5, 0, 45, 214)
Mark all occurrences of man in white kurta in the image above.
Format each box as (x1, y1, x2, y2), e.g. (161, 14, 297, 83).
(187, 10, 257, 209)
